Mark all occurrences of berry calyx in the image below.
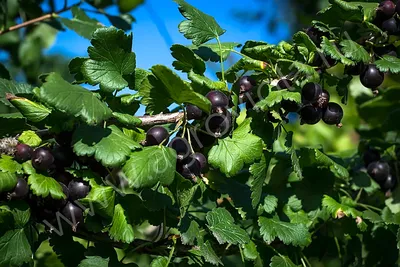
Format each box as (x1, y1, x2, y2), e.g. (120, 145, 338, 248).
(146, 126, 169, 146)
(277, 79, 293, 90)
(378, 1, 396, 18)
(31, 148, 55, 171)
(382, 17, 398, 34)
(192, 152, 208, 173)
(367, 161, 391, 183)
(68, 180, 90, 201)
(301, 82, 323, 103)
(8, 178, 29, 200)
(168, 137, 191, 161)
(317, 89, 330, 109)
(360, 64, 384, 89)
(206, 90, 229, 108)
(322, 102, 343, 127)
(239, 76, 256, 92)
(14, 144, 33, 163)
(300, 106, 322, 125)
(186, 105, 203, 120)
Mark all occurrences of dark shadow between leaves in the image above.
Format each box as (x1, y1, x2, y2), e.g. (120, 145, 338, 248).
(72, 125, 112, 146)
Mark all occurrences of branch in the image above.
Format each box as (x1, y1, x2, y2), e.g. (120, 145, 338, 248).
(0, 1, 81, 35)
(138, 112, 184, 126)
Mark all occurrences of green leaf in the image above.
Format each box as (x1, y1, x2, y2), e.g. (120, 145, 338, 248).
(242, 241, 259, 261)
(122, 146, 176, 188)
(258, 216, 311, 246)
(0, 78, 33, 107)
(112, 112, 142, 127)
(0, 155, 23, 174)
(7, 95, 51, 122)
(283, 205, 311, 226)
(0, 171, 17, 193)
(69, 57, 87, 83)
(82, 27, 136, 92)
(362, 210, 383, 224)
(263, 195, 278, 214)
(249, 153, 270, 209)
(28, 173, 65, 199)
(276, 59, 319, 82)
(60, 7, 102, 39)
(80, 178, 115, 218)
(196, 234, 223, 265)
(174, 0, 225, 45)
(150, 65, 211, 113)
(18, 130, 42, 147)
(270, 255, 298, 267)
(255, 90, 301, 111)
(171, 44, 205, 74)
(150, 257, 168, 267)
(118, 0, 144, 13)
(206, 208, 250, 245)
(242, 41, 290, 62)
(322, 195, 361, 218)
(7, 201, 31, 228)
(109, 204, 134, 243)
(339, 40, 370, 63)
(78, 256, 109, 267)
(73, 124, 141, 167)
(172, 172, 198, 217)
(293, 31, 318, 53)
(0, 229, 32, 266)
(180, 219, 200, 245)
(223, 57, 270, 83)
(375, 55, 400, 74)
(190, 42, 241, 62)
(321, 37, 354, 66)
(287, 196, 302, 211)
(208, 119, 263, 176)
(38, 73, 112, 125)
(188, 71, 227, 94)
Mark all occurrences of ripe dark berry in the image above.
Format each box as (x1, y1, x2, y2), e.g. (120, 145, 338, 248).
(178, 155, 201, 179)
(302, 82, 323, 103)
(8, 178, 29, 200)
(189, 128, 216, 149)
(54, 171, 74, 186)
(381, 174, 397, 191)
(32, 148, 55, 171)
(382, 18, 398, 34)
(367, 161, 391, 183)
(300, 106, 322, 125)
(306, 27, 322, 46)
(52, 145, 74, 168)
(363, 148, 381, 167)
(14, 144, 33, 163)
(360, 64, 384, 89)
(46, 182, 69, 210)
(206, 90, 229, 108)
(239, 76, 256, 92)
(168, 137, 191, 161)
(281, 100, 300, 112)
(317, 90, 330, 109)
(186, 105, 203, 120)
(277, 79, 293, 90)
(322, 102, 343, 126)
(61, 202, 83, 226)
(192, 152, 208, 173)
(205, 111, 232, 137)
(146, 126, 169, 146)
(378, 1, 396, 18)
(68, 180, 90, 201)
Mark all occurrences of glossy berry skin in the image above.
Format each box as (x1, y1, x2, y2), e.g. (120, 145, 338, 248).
(367, 161, 391, 183)
(360, 64, 384, 89)
(363, 148, 381, 167)
(382, 18, 398, 34)
(205, 111, 232, 137)
(186, 105, 203, 120)
(32, 148, 55, 171)
(381, 174, 397, 191)
(281, 100, 299, 112)
(8, 178, 29, 200)
(302, 82, 323, 103)
(14, 144, 33, 163)
(68, 180, 90, 201)
(206, 90, 229, 108)
(300, 106, 322, 125)
(239, 76, 257, 92)
(378, 1, 396, 18)
(322, 102, 343, 126)
(190, 129, 216, 150)
(146, 126, 169, 146)
(54, 172, 73, 186)
(192, 152, 208, 173)
(61, 202, 83, 225)
(168, 137, 190, 161)
(178, 155, 202, 179)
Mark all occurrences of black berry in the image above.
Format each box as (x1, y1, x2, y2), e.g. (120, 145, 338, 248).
(178, 155, 201, 179)
(382, 17, 398, 34)
(239, 76, 256, 92)
(61, 202, 83, 225)
(302, 82, 323, 103)
(306, 27, 322, 46)
(363, 148, 381, 167)
(378, 1, 396, 18)
(46, 182, 69, 210)
(14, 144, 33, 163)
(186, 105, 203, 120)
(32, 148, 55, 171)
(168, 137, 191, 161)
(277, 79, 293, 90)
(367, 161, 391, 183)
(205, 111, 232, 137)
(146, 126, 169, 146)
(68, 180, 90, 201)
(360, 64, 384, 89)
(52, 145, 74, 168)
(381, 174, 397, 191)
(8, 178, 29, 200)
(322, 102, 343, 126)
(206, 90, 229, 108)
(300, 106, 322, 125)
(192, 152, 208, 173)
(54, 171, 74, 185)
(189, 128, 216, 149)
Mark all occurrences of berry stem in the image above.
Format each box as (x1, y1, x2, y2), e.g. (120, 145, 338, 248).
(166, 236, 177, 266)
(216, 36, 225, 82)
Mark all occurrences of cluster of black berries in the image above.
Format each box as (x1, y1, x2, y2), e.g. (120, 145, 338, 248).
(374, 1, 400, 34)
(363, 147, 397, 192)
(7, 141, 90, 230)
(299, 82, 343, 127)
